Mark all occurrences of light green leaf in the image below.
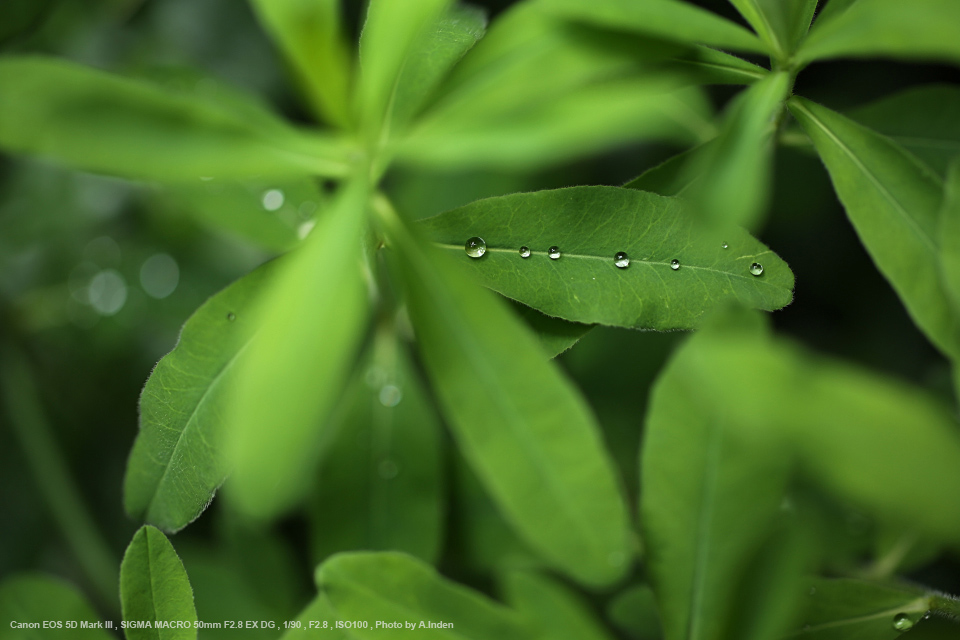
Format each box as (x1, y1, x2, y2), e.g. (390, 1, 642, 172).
(249, 0, 352, 127)
(502, 571, 615, 640)
(309, 324, 443, 564)
(668, 47, 768, 85)
(281, 596, 354, 640)
(120, 526, 197, 640)
(684, 71, 790, 230)
(727, 0, 818, 59)
(0, 57, 352, 182)
(624, 145, 705, 196)
(798, 0, 960, 66)
(847, 85, 960, 178)
(378, 198, 632, 586)
(418, 187, 794, 330)
(124, 263, 274, 532)
(0, 574, 112, 640)
(641, 314, 791, 640)
(790, 579, 930, 639)
(788, 97, 960, 358)
(225, 178, 370, 519)
(543, 0, 767, 54)
(607, 585, 663, 640)
(941, 161, 960, 315)
(317, 552, 532, 640)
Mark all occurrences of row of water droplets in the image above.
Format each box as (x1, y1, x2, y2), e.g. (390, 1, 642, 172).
(465, 237, 764, 276)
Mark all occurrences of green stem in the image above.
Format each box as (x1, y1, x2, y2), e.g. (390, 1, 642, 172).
(0, 345, 119, 616)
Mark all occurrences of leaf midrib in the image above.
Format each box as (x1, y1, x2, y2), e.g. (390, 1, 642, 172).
(784, 596, 929, 636)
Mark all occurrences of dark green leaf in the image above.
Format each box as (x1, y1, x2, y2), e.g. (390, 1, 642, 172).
(791, 578, 930, 639)
(727, 0, 818, 59)
(310, 324, 443, 564)
(502, 571, 615, 640)
(120, 526, 197, 640)
(225, 178, 370, 519)
(317, 552, 532, 640)
(788, 97, 960, 358)
(0, 57, 352, 181)
(0, 574, 112, 640)
(125, 262, 274, 532)
(607, 585, 663, 640)
(510, 301, 592, 358)
(418, 187, 794, 330)
(940, 161, 960, 315)
(379, 199, 632, 586)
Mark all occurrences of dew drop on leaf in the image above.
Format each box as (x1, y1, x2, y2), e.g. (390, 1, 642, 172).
(519, 246, 531, 258)
(262, 189, 284, 211)
(614, 251, 630, 269)
(749, 262, 764, 276)
(379, 384, 402, 407)
(226, 312, 236, 322)
(379, 459, 399, 479)
(670, 259, 680, 270)
(722, 242, 729, 249)
(548, 246, 561, 260)
(465, 237, 486, 258)
(892, 614, 913, 632)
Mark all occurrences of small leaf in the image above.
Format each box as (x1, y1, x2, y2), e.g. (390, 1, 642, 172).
(727, 0, 818, 59)
(249, 0, 352, 127)
(125, 262, 274, 532)
(798, 0, 960, 66)
(607, 584, 663, 640)
(309, 324, 444, 564)
(120, 526, 197, 640)
(317, 552, 532, 640)
(502, 571, 615, 640)
(940, 161, 960, 315)
(379, 199, 632, 586)
(788, 97, 960, 359)
(791, 578, 930, 639)
(0, 57, 352, 181)
(225, 178, 370, 519)
(418, 186, 794, 330)
(0, 574, 112, 640)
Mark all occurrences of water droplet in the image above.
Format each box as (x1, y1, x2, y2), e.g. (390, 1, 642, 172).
(262, 189, 284, 211)
(670, 259, 680, 270)
(378, 459, 399, 479)
(749, 262, 764, 276)
(892, 614, 913, 632)
(548, 246, 561, 260)
(614, 251, 630, 269)
(226, 312, 236, 322)
(465, 237, 486, 258)
(379, 384, 402, 407)
(519, 246, 531, 258)
(722, 242, 729, 249)
(88, 269, 127, 316)
(140, 253, 179, 299)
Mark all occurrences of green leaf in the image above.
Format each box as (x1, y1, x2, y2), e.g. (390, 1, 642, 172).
(543, 0, 768, 54)
(249, 0, 352, 127)
(798, 0, 960, 66)
(683, 71, 790, 230)
(788, 97, 960, 358)
(667, 47, 768, 85)
(225, 178, 370, 519)
(317, 552, 532, 640)
(309, 324, 443, 564)
(624, 146, 705, 196)
(727, 0, 818, 59)
(641, 314, 791, 640)
(847, 85, 960, 178)
(607, 585, 663, 640)
(281, 596, 354, 640)
(0, 574, 112, 640)
(811, 0, 858, 26)
(941, 161, 960, 315)
(120, 526, 197, 640)
(791, 578, 930, 639)
(124, 262, 274, 532)
(502, 571, 615, 640)
(378, 198, 632, 587)
(0, 57, 352, 182)
(417, 186, 794, 330)
(510, 301, 592, 358)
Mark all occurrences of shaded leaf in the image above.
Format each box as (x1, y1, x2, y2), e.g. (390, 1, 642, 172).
(120, 526, 197, 640)
(940, 161, 960, 315)
(623, 145, 705, 196)
(791, 578, 930, 639)
(510, 301, 592, 358)
(502, 571, 615, 640)
(418, 186, 794, 330)
(0, 574, 112, 640)
(607, 584, 663, 640)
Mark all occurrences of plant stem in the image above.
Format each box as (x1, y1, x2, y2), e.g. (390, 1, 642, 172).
(0, 344, 119, 615)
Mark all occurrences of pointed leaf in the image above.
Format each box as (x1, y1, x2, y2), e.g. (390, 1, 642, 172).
(502, 571, 615, 640)
(941, 161, 960, 315)
(791, 579, 931, 639)
(624, 146, 706, 196)
(668, 47, 768, 85)
(225, 178, 369, 519)
(317, 552, 532, 640)
(0, 574, 113, 640)
(379, 199, 632, 586)
(120, 526, 197, 640)
(727, 0, 818, 58)
(798, 0, 960, 66)
(788, 97, 960, 358)
(0, 57, 352, 181)
(418, 186, 794, 330)
(125, 263, 274, 532)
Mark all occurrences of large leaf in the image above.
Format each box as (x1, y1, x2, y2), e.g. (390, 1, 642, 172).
(788, 97, 960, 358)
(125, 263, 274, 532)
(0, 57, 351, 181)
(309, 325, 443, 564)
(378, 198, 632, 586)
(249, 0, 352, 127)
(727, 0, 818, 59)
(418, 187, 794, 330)
(683, 71, 790, 230)
(502, 571, 615, 640)
(797, 0, 960, 66)
(120, 526, 197, 640)
(790, 579, 930, 639)
(0, 574, 113, 640)
(543, 0, 767, 54)
(848, 85, 960, 178)
(317, 552, 532, 640)
(225, 178, 369, 519)
(941, 161, 960, 315)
